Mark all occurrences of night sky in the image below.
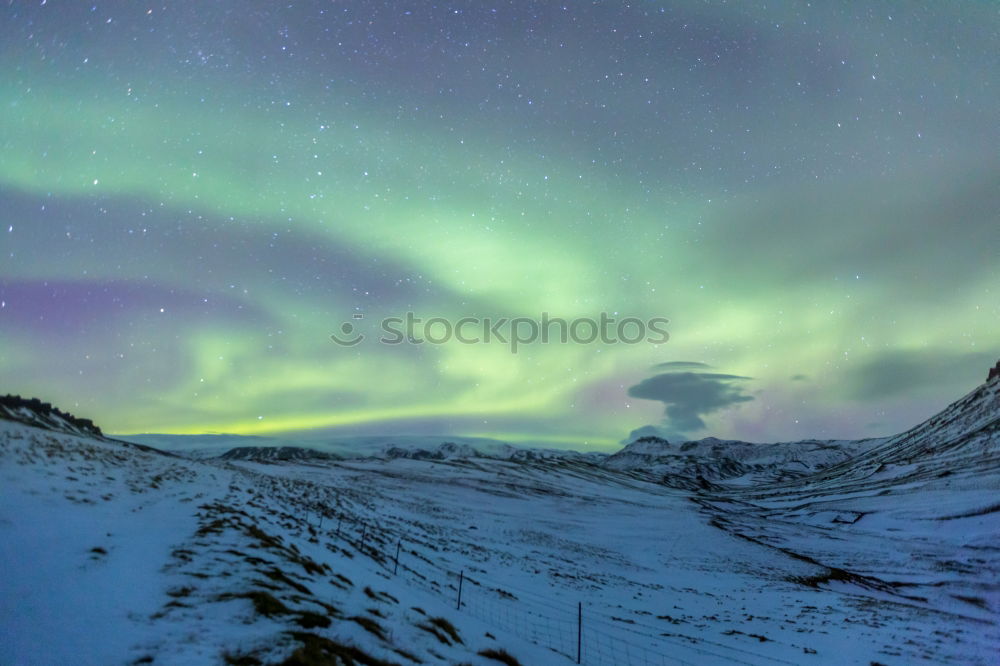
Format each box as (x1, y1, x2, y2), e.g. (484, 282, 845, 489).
(1, 2, 997, 448)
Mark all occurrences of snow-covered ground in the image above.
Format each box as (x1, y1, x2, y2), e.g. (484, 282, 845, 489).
(1, 378, 998, 664)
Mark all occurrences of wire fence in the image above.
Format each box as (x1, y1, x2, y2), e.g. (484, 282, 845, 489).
(235, 466, 795, 666)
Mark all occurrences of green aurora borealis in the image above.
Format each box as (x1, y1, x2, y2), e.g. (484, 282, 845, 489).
(1, 2, 997, 448)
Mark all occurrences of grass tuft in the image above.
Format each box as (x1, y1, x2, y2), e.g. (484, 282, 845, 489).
(281, 632, 401, 666)
(293, 611, 331, 629)
(349, 615, 388, 641)
(427, 617, 462, 645)
(219, 590, 291, 617)
(477, 648, 522, 666)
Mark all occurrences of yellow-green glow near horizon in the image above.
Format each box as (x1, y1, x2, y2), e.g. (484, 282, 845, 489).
(0, 2, 996, 447)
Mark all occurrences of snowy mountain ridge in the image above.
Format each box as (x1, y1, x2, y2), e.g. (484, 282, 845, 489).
(217, 446, 342, 463)
(603, 434, 880, 489)
(121, 432, 605, 462)
(0, 393, 106, 439)
(121, 433, 611, 466)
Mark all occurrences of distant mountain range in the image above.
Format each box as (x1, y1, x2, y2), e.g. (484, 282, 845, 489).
(12, 360, 1000, 489)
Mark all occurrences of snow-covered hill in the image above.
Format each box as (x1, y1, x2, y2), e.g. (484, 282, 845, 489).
(696, 375, 1000, 631)
(1, 374, 998, 664)
(0, 419, 554, 665)
(0, 394, 106, 439)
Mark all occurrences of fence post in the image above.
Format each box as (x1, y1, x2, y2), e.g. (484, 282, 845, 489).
(336, 514, 342, 539)
(393, 540, 401, 575)
(456, 570, 464, 610)
(577, 602, 582, 664)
